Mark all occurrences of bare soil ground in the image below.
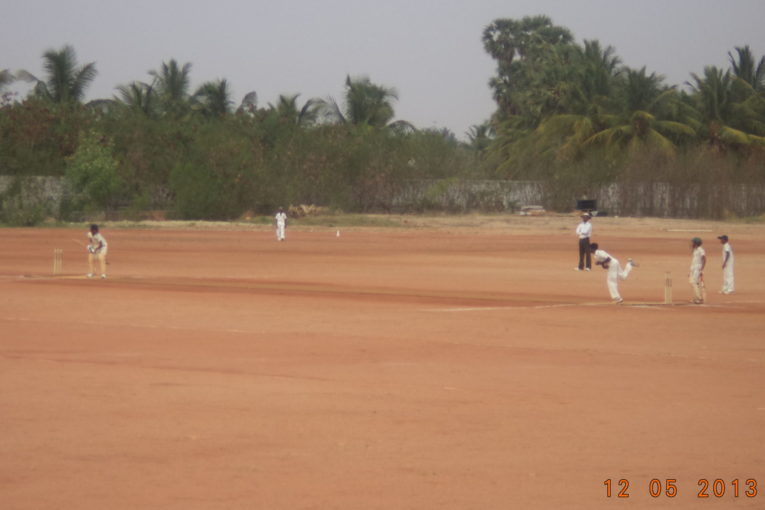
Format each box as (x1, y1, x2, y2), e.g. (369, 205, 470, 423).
(1, 215, 764, 509)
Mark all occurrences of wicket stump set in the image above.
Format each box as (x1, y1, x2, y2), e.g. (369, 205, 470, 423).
(53, 248, 63, 275)
(664, 272, 672, 304)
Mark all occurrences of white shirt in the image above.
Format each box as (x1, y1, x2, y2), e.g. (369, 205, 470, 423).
(88, 232, 107, 252)
(275, 211, 287, 224)
(690, 246, 706, 271)
(593, 249, 612, 264)
(576, 221, 592, 239)
(722, 243, 733, 266)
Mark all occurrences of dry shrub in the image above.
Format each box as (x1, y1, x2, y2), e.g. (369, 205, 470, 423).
(287, 204, 330, 218)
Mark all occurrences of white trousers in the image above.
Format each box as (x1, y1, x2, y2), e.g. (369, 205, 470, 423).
(276, 222, 285, 241)
(606, 259, 632, 300)
(688, 269, 704, 301)
(722, 264, 734, 293)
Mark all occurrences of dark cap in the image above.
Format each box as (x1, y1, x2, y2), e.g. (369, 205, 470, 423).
(692, 237, 702, 245)
(717, 234, 729, 241)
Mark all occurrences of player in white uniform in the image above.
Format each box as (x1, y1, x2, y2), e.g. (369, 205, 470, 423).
(688, 237, 706, 304)
(718, 235, 734, 295)
(589, 243, 638, 304)
(87, 224, 108, 279)
(274, 207, 287, 241)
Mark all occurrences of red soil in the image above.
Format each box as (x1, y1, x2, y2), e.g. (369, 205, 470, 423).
(2, 218, 764, 509)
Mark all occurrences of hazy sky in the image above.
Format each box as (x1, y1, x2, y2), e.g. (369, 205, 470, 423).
(2, 0, 764, 138)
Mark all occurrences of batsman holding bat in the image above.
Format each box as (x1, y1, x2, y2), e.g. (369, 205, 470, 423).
(689, 237, 706, 304)
(87, 224, 108, 279)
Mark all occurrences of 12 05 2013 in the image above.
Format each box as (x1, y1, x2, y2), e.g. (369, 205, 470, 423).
(603, 478, 758, 499)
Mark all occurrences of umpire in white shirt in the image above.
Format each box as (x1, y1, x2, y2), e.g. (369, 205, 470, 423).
(575, 212, 593, 271)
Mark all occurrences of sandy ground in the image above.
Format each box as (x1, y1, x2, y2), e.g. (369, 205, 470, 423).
(1, 215, 764, 509)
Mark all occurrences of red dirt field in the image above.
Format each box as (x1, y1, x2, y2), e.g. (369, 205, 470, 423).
(1, 216, 764, 509)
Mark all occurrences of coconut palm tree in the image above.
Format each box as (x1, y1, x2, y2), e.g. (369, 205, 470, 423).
(728, 45, 765, 93)
(725, 47, 765, 138)
(266, 94, 323, 126)
(583, 68, 695, 156)
(115, 81, 156, 116)
(466, 123, 494, 153)
(17, 45, 96, 104)
(324, 75, 399, 127)
(148, 59, 192, 117)
(688, 66, 765, 150)
(531, 44, 623, 160)
(568, 40, 622, 112)
(193, 79, 233, 118)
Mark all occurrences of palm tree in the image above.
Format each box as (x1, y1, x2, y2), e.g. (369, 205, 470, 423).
(688, 66, 765, 149)
(689, 66, 735, 123)
(17, 45, 96, 104)
(115, 81, 156, 116)
(569, 40, 622, 112)
(325, 75, 399, 127)
(266, 94, 322, 126)
(728, 45, 765, 93)
(482, 15, 574, 118)
(193, 79, 233, 118)
(583, 68, 695, 156)
(148, 59, 192, 117)
(531, 44, 623, 160)
(726, 46, 765, 138)
(466, 123, 494, 153)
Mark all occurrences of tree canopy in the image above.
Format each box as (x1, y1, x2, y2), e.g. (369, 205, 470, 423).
(1, 24, 763, 223)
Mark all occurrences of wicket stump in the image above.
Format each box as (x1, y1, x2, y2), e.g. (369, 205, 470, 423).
(53, 248, 63, 275)
(664, 271, 672, 304)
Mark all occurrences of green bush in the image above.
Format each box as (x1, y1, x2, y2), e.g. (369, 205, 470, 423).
(0, 177, 56, 226)
(170, 124, 261, 219)
(65, 130, 122, 214)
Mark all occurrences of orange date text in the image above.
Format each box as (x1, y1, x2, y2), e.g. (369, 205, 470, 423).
(603, 478, 758, 499)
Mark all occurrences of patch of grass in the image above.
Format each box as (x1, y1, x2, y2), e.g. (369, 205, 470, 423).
(248, 216, 273, 225)
(103, 221, 163, 230)
(721, 212, 765, 224)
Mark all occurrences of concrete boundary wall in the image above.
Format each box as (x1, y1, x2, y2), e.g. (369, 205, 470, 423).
(2, 176, 764, 218)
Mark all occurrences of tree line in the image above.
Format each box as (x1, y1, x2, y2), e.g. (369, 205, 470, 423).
(477, 15, 765, 212)
(1, 15, 764, 224)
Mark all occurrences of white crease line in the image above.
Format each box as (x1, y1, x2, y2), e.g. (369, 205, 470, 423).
(425, 306, 517, 312)
(423, 302, 716, 312)
(425, 303, 585, 312)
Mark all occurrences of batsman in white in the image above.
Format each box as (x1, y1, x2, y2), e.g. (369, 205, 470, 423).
(718, 234, 734, 295)
(689, 237, 706, 304)
(87, 223, 108, 279)
(589, 242, 638, 304)
(274, 207, 287, 241)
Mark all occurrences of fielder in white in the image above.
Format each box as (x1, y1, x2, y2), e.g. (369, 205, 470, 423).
(718, 234, 734, 294)
(274, 207, 287, 241)
(688, 237, 706, 304)
(87, 223, 108, 279)
(589, 242, 638, 304)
